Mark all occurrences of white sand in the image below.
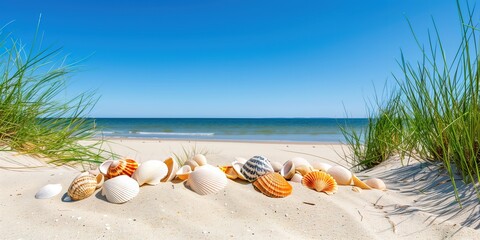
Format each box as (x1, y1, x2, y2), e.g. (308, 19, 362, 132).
(1, 139, 478, 239)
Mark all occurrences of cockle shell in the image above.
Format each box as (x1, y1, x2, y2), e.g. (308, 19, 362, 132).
(312, 162, 332, 172)
(35, 184, 62, 199)
(296, 165, 314, 176)
(101, 175, 140, 204)
(280, 160, 295, 180)
(161, 157, 179, 182)
(185, 160, 199, 171)
(106, 159, 139, 179)
(327, 166, 352, 185)
(219, 166, 238, 180)
(193, 154, 207, 166)
(365, 178, 386, 190)
(240, 156, 274, 182)
(290, 173, 303, 183)
(175, 165, 192, 181)
(68, 172, 104, 201)
(352, 175, 372, 190)
(132, 160, 168, 186)
(290, 157, 312, 169)
(187, 165, 228, 195)
(271, 161, 283, 172)
(253, 172, 292, 198)
(302, 171, 338, 195)
(232, 161, 247, 181)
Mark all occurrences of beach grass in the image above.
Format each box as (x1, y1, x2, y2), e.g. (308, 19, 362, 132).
(0, 20, 108, 167)
(342, 0, 480, 201)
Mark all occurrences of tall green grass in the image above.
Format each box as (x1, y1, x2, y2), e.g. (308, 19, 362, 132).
(342, 0, 480, 200)
(0, 21, 108, 167)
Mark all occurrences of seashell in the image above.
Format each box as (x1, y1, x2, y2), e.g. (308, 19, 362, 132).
(219, 166, 238, 180)
(185, 160, 199, 171)
(296, 165, 314, 176)
(365, 178, 386, 190)
(253, 172, 292, 198)
(175, 165, 192, 181)
(327, 166, 352, 185)
(290, 157, 312, 169)
(280, 160, 295, 180)
(192, 154, 207, 166)
(101, 175, 140, 204)
(290, 173, 303, 183)
(68, 172, 103, 201)
(235, 157, 248, 164)
(352, 175, 372, 190)
(271, 161, 283, 172)
(240, 156, 274, 182)
(187, 165, 228, 195)
(106, 159, 139, 179)
(232, 161, 247, 181)
(312, 162, 332, 172)
(35, 183, 62, 199)
(302, 171, 338, 195)
(161, 157, 179, 182)
(99, 160, 114, 176)
(132, 160, 168, 186)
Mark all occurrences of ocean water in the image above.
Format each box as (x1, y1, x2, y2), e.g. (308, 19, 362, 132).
(92, 118, 368, 143)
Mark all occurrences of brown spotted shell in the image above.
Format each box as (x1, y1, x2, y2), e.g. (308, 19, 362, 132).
(68, 172, 103, 201)
(302, 171, 338, 195)
(253, 172, 292, 198)
(107, 159, 138, 179)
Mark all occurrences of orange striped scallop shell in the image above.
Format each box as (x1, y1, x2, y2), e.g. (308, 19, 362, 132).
(107, 159, 138, 179)
(253, 172, 292, 198)
(302, 171, 338, 195)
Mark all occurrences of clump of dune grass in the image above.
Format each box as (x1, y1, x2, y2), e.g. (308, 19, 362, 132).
(0, 21, 108, 167)
(342, 0, 480, 202)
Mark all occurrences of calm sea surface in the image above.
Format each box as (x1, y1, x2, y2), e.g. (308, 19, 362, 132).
(92, 118, 368, 143)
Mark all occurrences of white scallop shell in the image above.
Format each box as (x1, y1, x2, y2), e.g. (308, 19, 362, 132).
(290, 173, 303, 183)
(271, 161, 283, 172)
(187, 165, 228, 195)
(280, 160, 295, 180)
(132, 160, 168, 186)
(365, 178, 386, 190)
(35, 184, 62, 199)
(327, 166, 352, 185)
(101, 175, 140, 204)
(176, 165, 192, 181)
(193, 154, 207, 166)
(312, 162, 332, 172)
(232, 161, 247, 181)
(161, 157, 179, 182)
(290, 157, 312, 168)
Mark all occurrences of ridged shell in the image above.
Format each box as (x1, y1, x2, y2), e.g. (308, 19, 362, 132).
(193, 154, 207, 166)
(68, 172, 103, 201)
(327, 166, 352, 185)
(106, 159, 139, 179)
(175, 165, 192, 181)
(290, 173, 303, 183)
(280, 160, 295, 180)
(290, 157, 312, 168)
(271, 161, 283, 172)
(253, 172, 292, 198)
(352, 175, 372, 190)
(101, 175, 140, 204)
(185, 160, 199, 171)
(232, 161, 247, 181)
(219, 166, 238, 179)
(365, 178, 386, 190)
(187, 165, 228, 195)
(161, 157, 178, 182)
(240, 156, 274, 182)
(132, 160, 168, 186)
(312, 162, 332, 172)
(35, 184, 62, 199)
(302, 171, 338, 195)
(296, 165, 314, 176)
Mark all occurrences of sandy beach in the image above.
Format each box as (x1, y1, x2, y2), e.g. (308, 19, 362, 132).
(1, 139, 479, 239)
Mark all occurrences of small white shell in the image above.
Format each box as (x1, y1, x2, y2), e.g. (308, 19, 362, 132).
(35, 184, 62, 199)
(101, 175, 140, 204)
(185, 160, 199, 171)
(176, 165, 192, 181)
(161, 157, 179, 182)
(280, 160, 296, 180)
(327, 166, 352, 185)
(232, 161, 247, 181)
(312, 162, 332, 172)
(99, 160, 114, 176)
(365, 178, 386, 190)
(132, 160, 168, 186)
(290, 157, 312, 168)
(271, 161, 283, 172)
(290, 173, 303, 183)
(187, 165, 228, 195)
(193, 154, 207, 166)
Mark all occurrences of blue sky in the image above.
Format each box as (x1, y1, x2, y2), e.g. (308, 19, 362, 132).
(0, 0, 465, 117)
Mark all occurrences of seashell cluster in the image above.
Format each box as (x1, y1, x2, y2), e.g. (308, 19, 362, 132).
(35, 184, 62, 199)
(102, 175, 140, 204)
(68, 172, 104, 201)
(240, 156, 274, 182)
(187, 165, 228, 195)
(302, 171, 338, 195)
(253, 172, 292, 198)
(132, 160, 168, 186)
